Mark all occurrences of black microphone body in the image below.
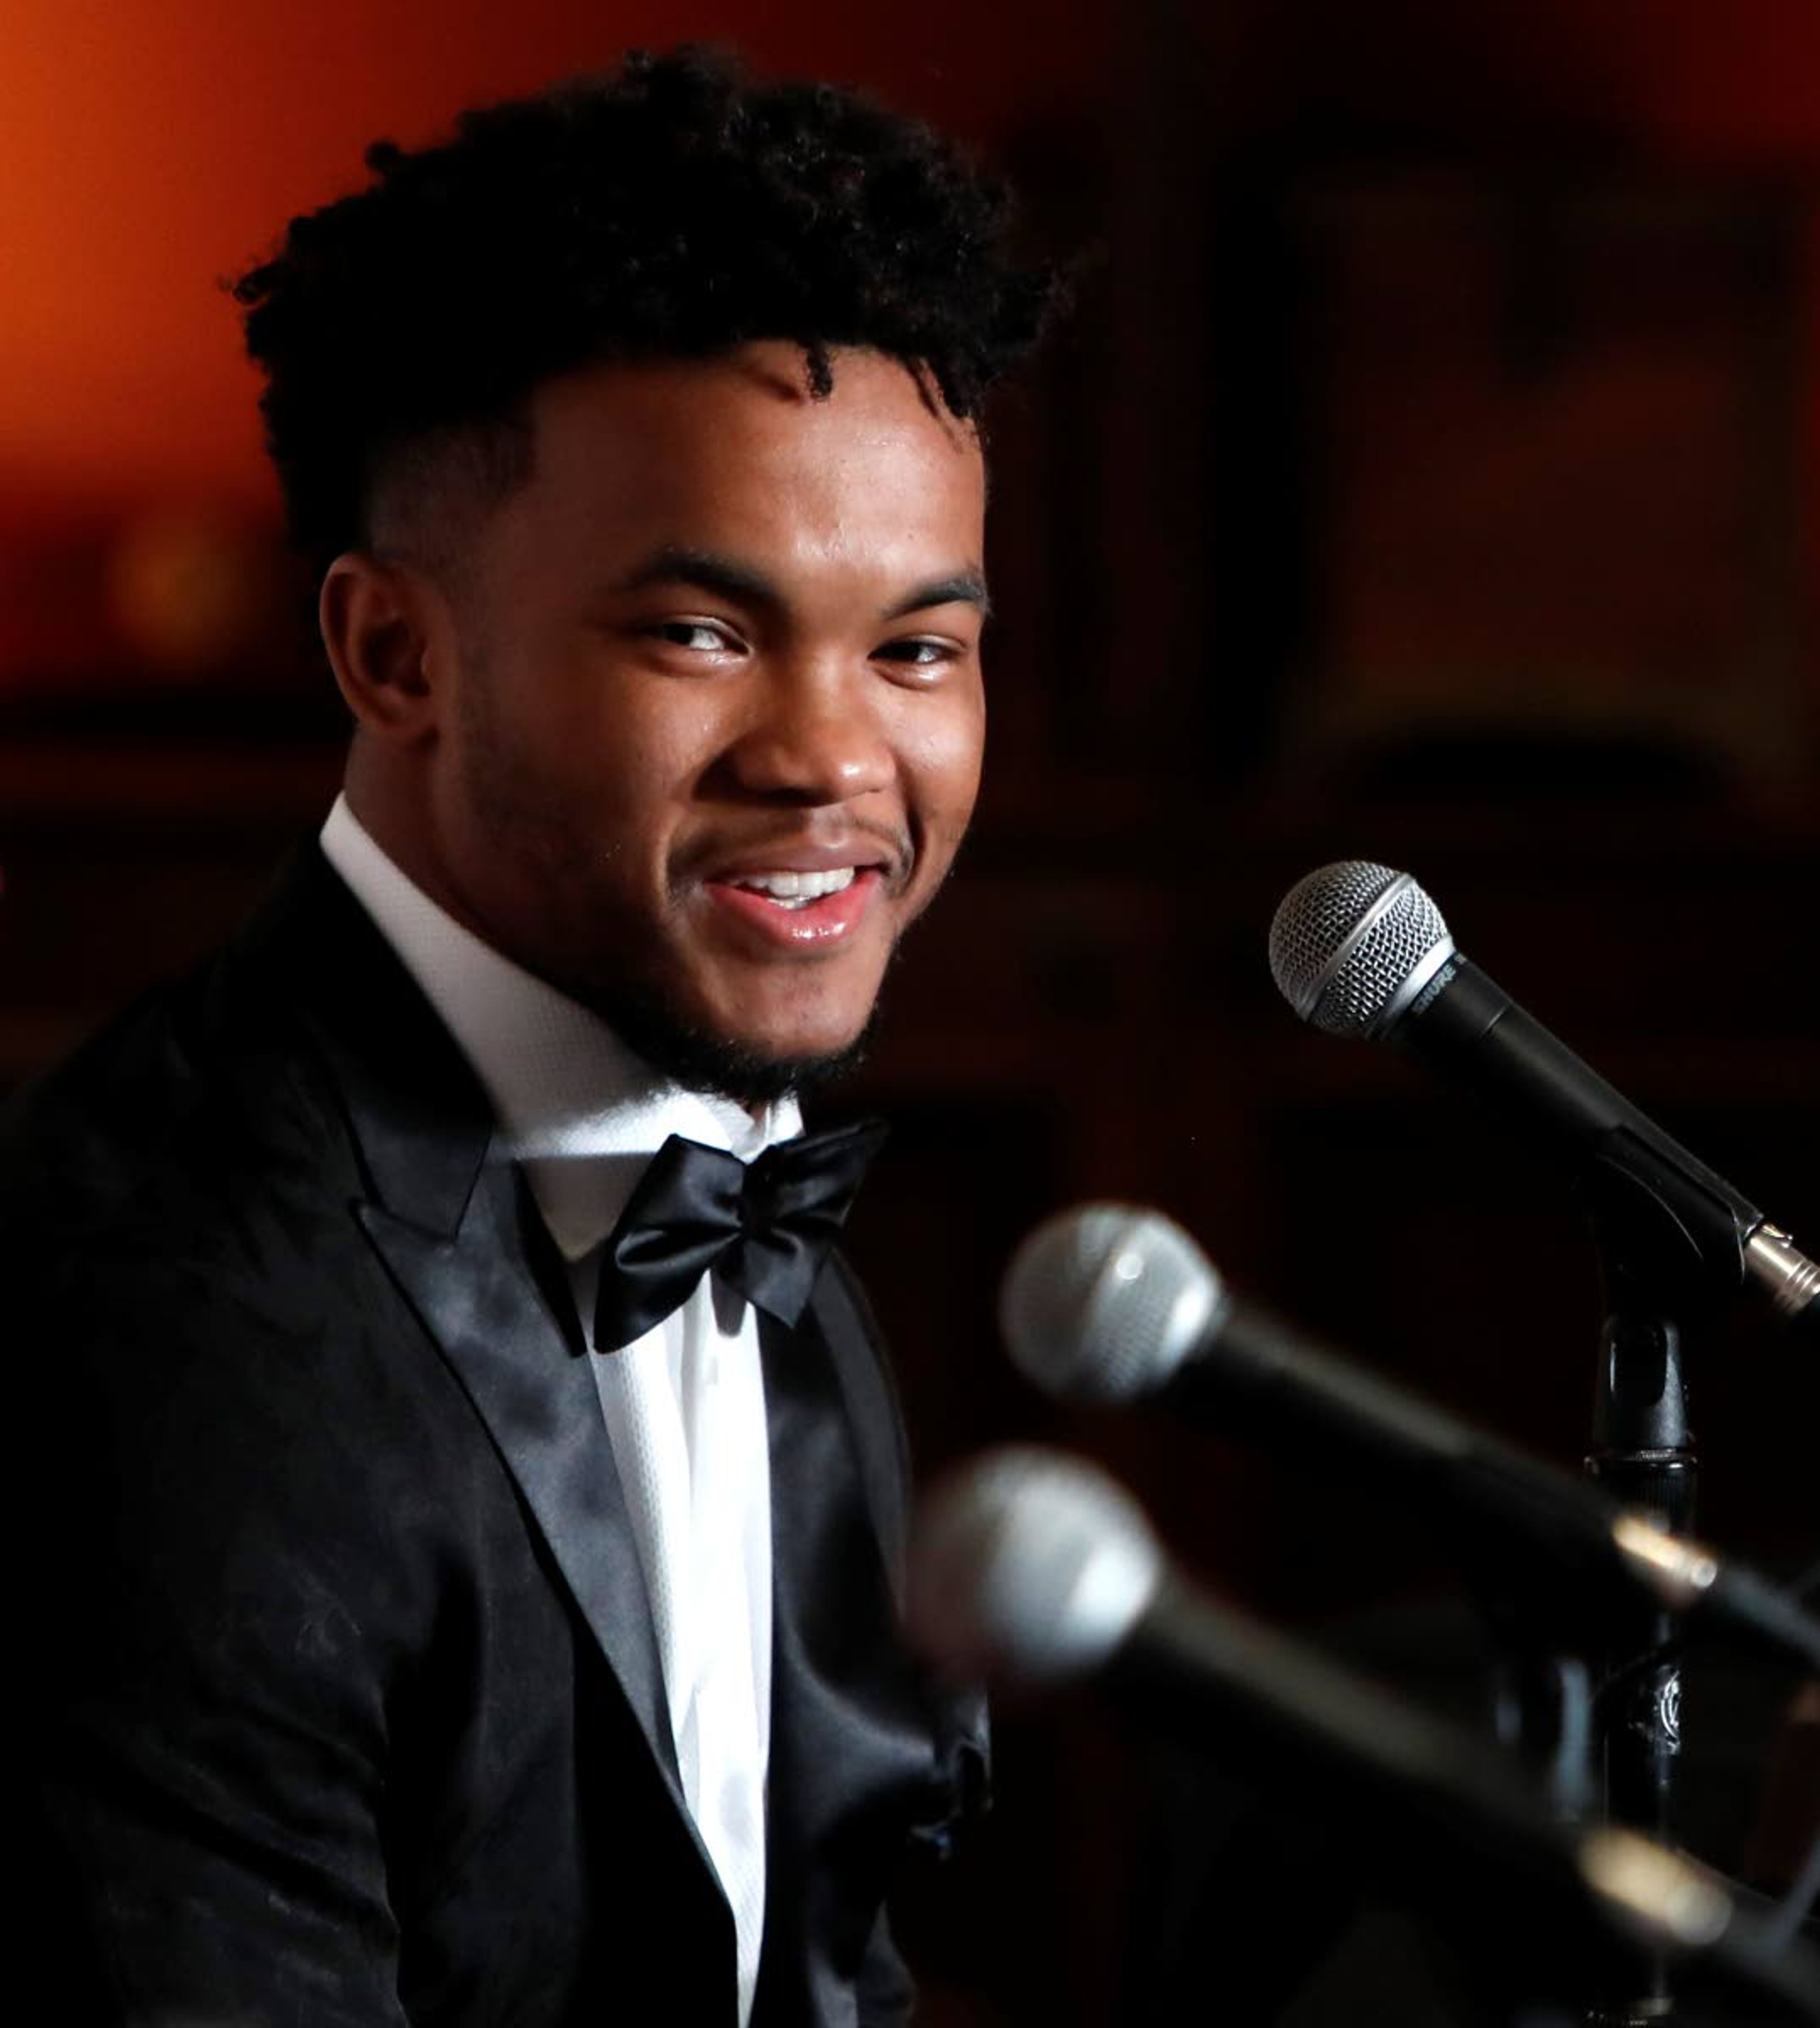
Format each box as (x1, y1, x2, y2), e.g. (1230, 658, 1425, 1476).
(1001, 1207, 1820, 1675)
(1112, 1584, 1820, 2022)
(1407, 950, 1758, 1298)
(909, 1451, 1820, 2023)
(1268, 861, 1820, 1337)
(1174, 1289, 1633, 1575)
(1167, 1289, 1820, 1673)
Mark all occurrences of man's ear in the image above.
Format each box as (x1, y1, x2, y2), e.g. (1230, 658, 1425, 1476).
(319, 552, 449, 744)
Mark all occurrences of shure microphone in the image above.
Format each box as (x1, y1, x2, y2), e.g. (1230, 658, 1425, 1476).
(907, 1447, 1820, 2020)
(1000, 1204, 1820, 1674)
(1267, 860, 1820, 1338)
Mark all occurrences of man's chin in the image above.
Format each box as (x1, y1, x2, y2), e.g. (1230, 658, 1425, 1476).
(595, 984, 877, 1108)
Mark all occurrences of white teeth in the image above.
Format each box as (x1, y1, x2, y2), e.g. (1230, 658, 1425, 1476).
(734, 867, 857, 905)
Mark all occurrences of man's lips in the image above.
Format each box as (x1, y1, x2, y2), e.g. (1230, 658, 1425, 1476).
(678, 821, 910, 947)
(696, 835, 901, 883)
(702, 865, 885, 946)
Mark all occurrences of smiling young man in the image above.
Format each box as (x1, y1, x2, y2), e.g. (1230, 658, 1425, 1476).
(5, 49, 1053, 2028)
(327, 341, 991, 1097)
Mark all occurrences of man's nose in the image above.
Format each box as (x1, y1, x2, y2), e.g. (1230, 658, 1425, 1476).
(721, 664, 895, 804)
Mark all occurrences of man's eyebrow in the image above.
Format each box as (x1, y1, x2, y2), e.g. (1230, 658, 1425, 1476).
(610, 546, 992, 624)
(883, 571, 992, 623)
(611, 545, 783, 609)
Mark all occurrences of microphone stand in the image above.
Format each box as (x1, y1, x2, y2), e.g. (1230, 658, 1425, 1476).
(1576, 1173, 1709, 2028)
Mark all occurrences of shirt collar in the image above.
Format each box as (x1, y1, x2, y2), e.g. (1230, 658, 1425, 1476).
(319, 793, 802, 1261)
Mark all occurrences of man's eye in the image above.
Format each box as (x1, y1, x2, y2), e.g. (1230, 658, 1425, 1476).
(648, 619, 738, 652)
(875, 637, 957, 672)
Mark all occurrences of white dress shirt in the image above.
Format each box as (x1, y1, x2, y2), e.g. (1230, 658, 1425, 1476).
(322, 793, 790, 2026)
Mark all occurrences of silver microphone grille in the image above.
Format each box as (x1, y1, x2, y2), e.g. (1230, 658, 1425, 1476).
(1000, 1205, 1222, 1404)
(1267, 860, 1455, 1038)
(906, 1447, 1163, 1684)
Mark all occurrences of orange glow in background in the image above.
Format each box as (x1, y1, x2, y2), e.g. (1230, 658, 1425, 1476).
(9, 0, 1820, 692)
(0, 0, 1109, 517)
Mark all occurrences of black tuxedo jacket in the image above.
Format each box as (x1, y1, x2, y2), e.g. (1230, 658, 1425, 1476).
(3, 847, 982, 2026)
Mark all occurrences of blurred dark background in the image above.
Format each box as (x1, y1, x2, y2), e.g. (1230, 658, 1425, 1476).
(5, 2, 1818, 2020)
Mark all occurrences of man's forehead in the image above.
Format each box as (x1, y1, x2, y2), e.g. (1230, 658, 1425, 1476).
(369, 343, 985, 592)
(502, 346, 986, 578)
(528, 343, 982, 472)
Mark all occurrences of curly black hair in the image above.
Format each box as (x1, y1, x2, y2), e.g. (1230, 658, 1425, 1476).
(234, 46, 1060, 578)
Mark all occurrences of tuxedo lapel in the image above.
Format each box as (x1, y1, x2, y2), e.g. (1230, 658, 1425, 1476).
(232, 848, 692, 1828)
(356, 1168, 683, 1816)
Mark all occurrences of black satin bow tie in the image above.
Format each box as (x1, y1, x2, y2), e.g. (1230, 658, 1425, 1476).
(592, 1119, 888, 1353)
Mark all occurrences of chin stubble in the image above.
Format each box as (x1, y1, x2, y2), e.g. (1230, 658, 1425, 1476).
(590, 981, 882, 1107)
